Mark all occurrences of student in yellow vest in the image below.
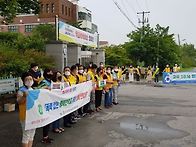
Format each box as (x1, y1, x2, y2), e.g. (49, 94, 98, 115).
(78, 65, 87, 83)
(63, 66, 77, 128)
(77, 65, 88, 117)
(128, 65, 134, 82)
(17, 72, 36, 147)
(121, 66, 127, 82)
(152, 65, 160, 83)
(94, 67, 105, 112)
(86, 64, 97, 113)
(173, 64, 180, 72)
(163, 64, 171, 73)
(135, 66, 141, 81)
(112, 65, 120, 105)
(103, 66, 114, 108)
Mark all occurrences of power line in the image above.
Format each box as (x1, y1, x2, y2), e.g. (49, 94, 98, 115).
(137, 11, 150, 42)
(124, 0, 141, 27)
(135, 0, 142, 11)
(113, 0, 138, 28)
(145, 0, 149, 11)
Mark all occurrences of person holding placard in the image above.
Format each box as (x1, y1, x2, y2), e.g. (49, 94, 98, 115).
(94, 67, 105, 112)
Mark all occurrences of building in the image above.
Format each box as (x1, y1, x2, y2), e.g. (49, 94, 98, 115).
(0, 0, 77, 34)
(99, 41, 109, 48)
(0, 0, 105, 70)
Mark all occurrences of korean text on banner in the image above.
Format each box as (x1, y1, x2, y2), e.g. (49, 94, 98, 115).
(25, 81, 93, 130)
(163, 72, 196, 84)
(58, 21, 98, 48)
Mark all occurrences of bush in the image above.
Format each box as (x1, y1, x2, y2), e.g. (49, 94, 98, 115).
(0, 44, 55, 77)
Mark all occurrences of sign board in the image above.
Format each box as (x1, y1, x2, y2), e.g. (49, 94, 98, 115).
(163, 72, 196, 84)
(25, 81, 92, 130)
(0, 78, 16, 94)
(58, 21, 98, 48)
(98, 80, 106, 88)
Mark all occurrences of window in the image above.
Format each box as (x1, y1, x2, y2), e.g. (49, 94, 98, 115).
(65, 6, 68, 15)
(25, 25, 34, 32)
(41, 4, 44, 13)
(46, 4, 49, 13)
(62, 5, 64, 14)
(8, 26, 18, 32)
(51, 3, 55, 13)
(78, 12, 86, 20)
(68, 8, 71, 16)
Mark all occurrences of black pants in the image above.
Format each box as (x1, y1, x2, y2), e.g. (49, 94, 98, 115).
(95, 90, 103, 108)
(63, 114, 72, 125)
(43, 124, 50, 138)
(78, 107, 83, 115)
(83, 103, 89, 113)
(136, 74, 140, 81)
(154, 75, 159, 83)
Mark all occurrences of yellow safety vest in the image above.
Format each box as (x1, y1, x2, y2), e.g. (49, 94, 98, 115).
(95, 75, 104, 90)
(77, 73, 87, 83)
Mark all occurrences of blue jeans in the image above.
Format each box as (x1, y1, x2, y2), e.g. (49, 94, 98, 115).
(109, 88, 113, 105)
(52, 119, 60, 129)
(104, 91, 110, 107)
(105, 89, 112, 106)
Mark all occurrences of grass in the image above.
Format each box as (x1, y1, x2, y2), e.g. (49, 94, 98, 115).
(180, 67, 194, 72)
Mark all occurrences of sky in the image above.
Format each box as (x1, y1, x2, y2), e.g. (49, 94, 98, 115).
(79, 0, 196, 46)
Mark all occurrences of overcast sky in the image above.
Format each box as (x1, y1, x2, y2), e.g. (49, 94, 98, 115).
(79, 0, 196, 46)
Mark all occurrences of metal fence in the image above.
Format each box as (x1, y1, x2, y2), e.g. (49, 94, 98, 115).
(0, 77, 21, 95)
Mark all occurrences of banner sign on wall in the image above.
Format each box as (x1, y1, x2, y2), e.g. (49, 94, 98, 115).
(163, 72, 196, 84)
(25, 81, 93, 130)
(58, 21, 98, 48)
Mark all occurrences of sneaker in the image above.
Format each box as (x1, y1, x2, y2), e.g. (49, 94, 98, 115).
(41, 137, 53, 144)
(74, 116, 81, 120)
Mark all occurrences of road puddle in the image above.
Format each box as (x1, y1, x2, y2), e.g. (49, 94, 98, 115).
(110, 116, 189, 142)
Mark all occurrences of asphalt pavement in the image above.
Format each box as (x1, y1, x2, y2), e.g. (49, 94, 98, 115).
(1, 83, 196, 147)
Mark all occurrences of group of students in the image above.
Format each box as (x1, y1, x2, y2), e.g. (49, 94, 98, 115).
(120, 65, 160, 83)
(17, 62, 122, 147)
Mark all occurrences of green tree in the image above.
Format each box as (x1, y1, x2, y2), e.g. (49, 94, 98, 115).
(105, 45, 132, 66)
(32, 24, 56, 43)
(180, 44, 196, 68)
(124, 24, 181, 69)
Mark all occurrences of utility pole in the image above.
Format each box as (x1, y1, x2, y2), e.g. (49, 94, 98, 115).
(137, 11, 150, 35)
(178, 34, 181, 46)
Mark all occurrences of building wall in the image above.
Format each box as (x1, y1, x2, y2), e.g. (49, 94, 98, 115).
(92, 49, 105, 65)
(39, 0, 77, 23)
(67, 44, 81, 66)
(0, 0, 77, 34)
(46, 42, 65, 71)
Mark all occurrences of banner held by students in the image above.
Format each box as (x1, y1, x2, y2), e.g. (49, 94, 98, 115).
(25, 81, 93, 130)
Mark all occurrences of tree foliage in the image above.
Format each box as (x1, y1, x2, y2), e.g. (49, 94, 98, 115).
(124, 24, 181, 69)
(180, 44, 196, 68)
(0, 0, 40, 23)
(0, 24, 57, 77)
(105, 45, 131, 66)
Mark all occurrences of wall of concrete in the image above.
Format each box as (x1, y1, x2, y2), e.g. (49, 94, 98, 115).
(67, 44, 81, 66)
(91, 49, 105, 65)
(46, 42, 67, 71)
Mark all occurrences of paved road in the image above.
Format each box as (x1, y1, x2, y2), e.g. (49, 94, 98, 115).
(1, 83, 196, 147)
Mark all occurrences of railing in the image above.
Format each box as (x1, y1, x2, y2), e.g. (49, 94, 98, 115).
(0, 77, 21, 95)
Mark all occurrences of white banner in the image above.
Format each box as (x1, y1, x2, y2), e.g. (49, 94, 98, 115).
(25, 81, 93, 130)
(59, 21, 98, 48)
